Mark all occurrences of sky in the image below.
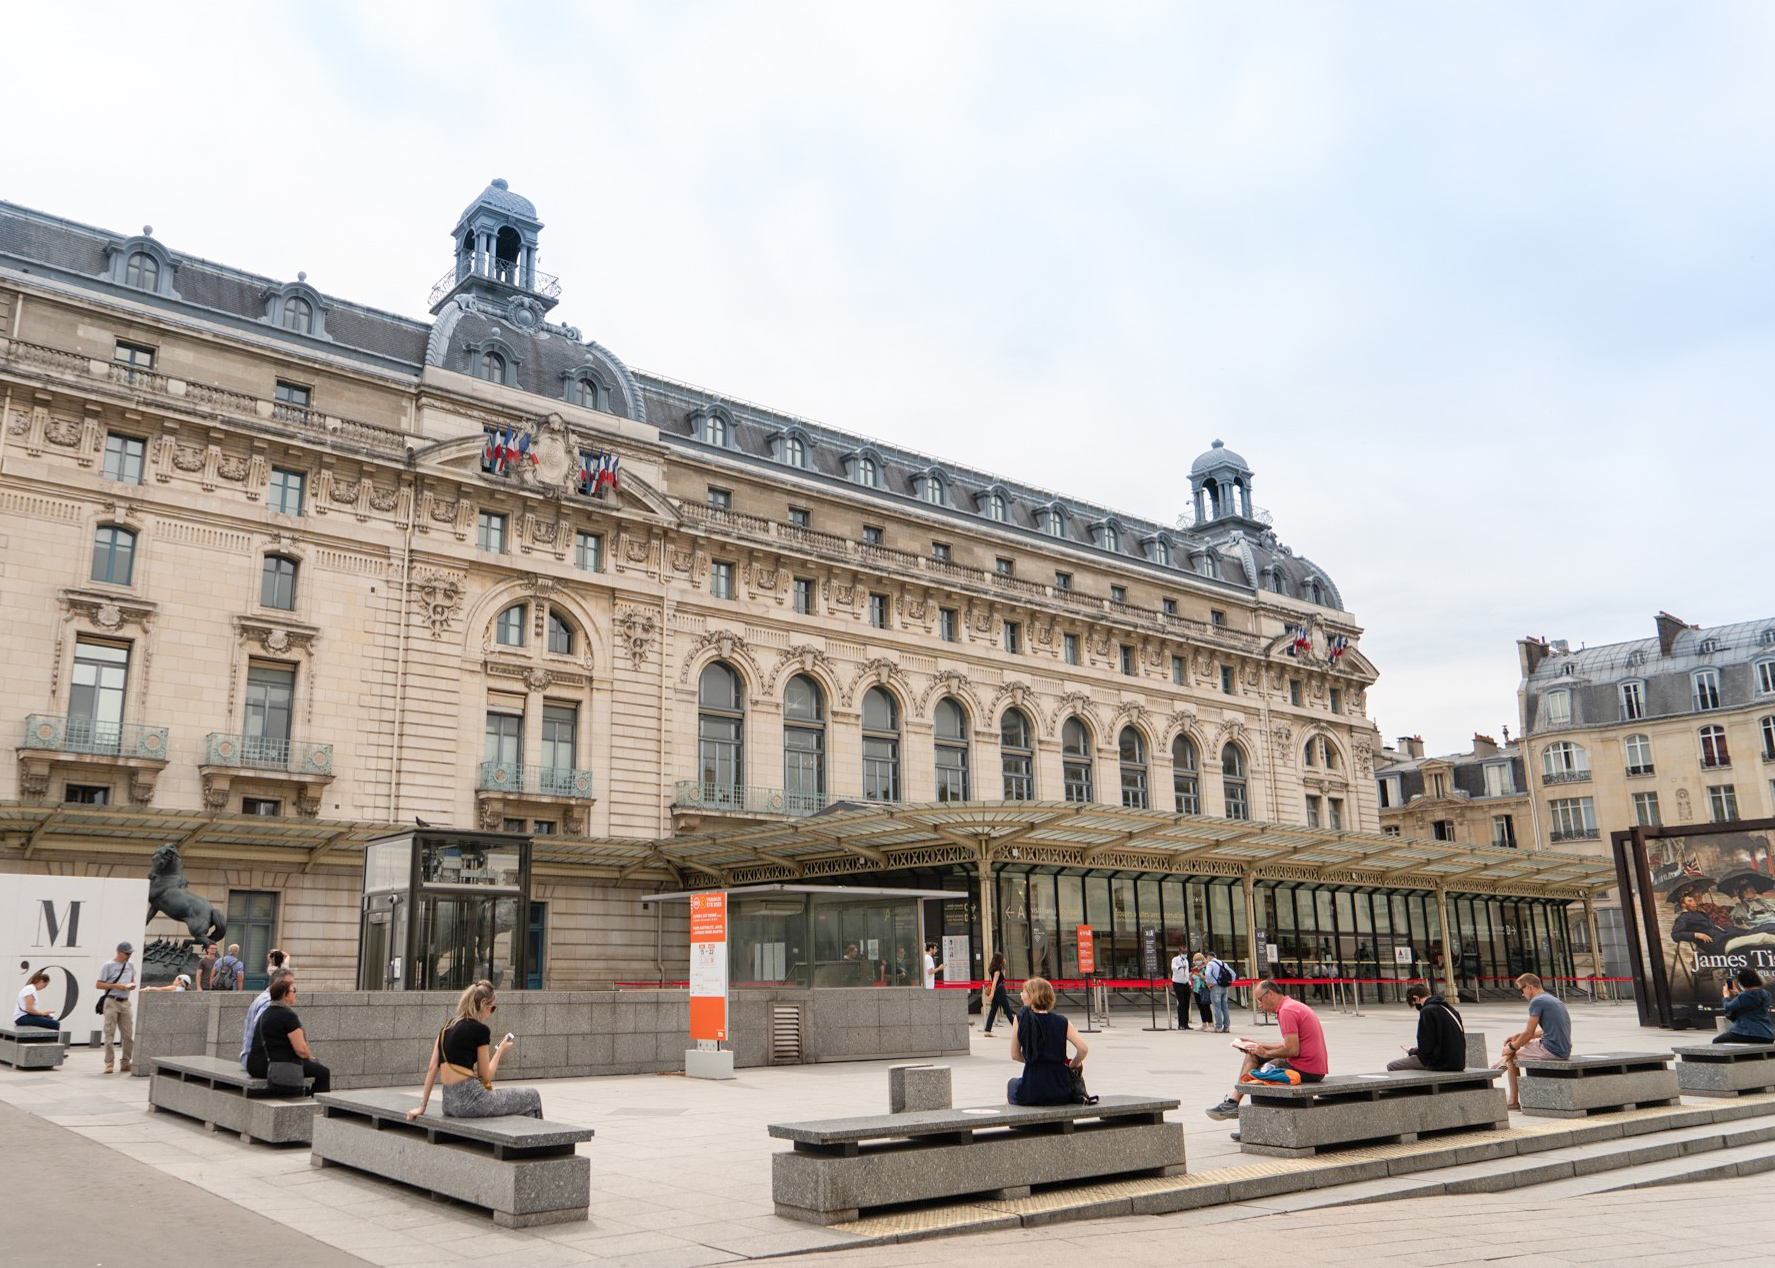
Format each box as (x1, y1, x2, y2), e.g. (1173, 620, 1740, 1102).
(6, 3, 1770, 754)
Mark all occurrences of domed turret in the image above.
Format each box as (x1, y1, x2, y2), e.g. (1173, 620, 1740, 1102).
(1189, 439, 1259, 525)
(430, 178, 560, 315)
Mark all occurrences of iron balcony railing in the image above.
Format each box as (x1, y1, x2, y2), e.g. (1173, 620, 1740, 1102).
(1626, 764, 1656, 778)
(428, 262, 563, 308)
(672, 781, 828, 818)
(1550, 827, 1600, 842)
(477, 762, 595, 798)
(1541, 769, 1592, 786)
(22, 714, 169, 761)
(204, 732, 333, 775)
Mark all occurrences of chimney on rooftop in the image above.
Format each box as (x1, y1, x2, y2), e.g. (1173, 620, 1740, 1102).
(1656, 611, 1687, 658)
(1471, 734, 1499, 757)
(1396, 736, 1425, 760)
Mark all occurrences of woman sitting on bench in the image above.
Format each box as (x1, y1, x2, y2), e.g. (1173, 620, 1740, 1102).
(407, 980, 543, 1121)
(14, 971, 60, 1031)
(1006, 976, 1088, 1105)
(1717, 967, 1775, 1044)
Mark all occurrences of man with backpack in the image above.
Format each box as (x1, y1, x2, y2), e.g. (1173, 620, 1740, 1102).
(214, 943, 246, 992)
(1203, 950, 1235, 1033)
(1388, 981, 1467, 1071)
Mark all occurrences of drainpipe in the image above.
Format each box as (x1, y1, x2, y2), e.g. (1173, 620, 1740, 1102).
(386, 460, 417, 822)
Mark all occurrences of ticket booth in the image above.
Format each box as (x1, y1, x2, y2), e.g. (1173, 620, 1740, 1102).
(356, 828, 531, 991)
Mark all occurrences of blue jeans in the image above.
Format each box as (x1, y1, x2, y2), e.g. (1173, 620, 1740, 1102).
(14, 1014, 60, 1031)
(1210, 986, 1230, 1031)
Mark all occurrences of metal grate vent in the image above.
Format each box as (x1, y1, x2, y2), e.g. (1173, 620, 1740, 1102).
(770, 1004, 803, 1064)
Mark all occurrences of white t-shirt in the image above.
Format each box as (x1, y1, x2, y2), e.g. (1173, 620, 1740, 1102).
(16, 984, 41, 1020)
(923, 953, 937, 989)
(1171, 953, 1190, 983)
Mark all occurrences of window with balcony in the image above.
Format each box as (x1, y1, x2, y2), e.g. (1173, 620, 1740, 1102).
(575, 531, 602, 572)
(1700, 725, 1731, 769)
(697, 662, 744, 802)
(788, 506, 810, 528)
(862, 687, 901, 802)
(712, 561, 736, 600)
(1210, 609, 1226, 626)
(1062, 718, 1094, 803)
(124, 250, 159, 291)
(1222, 743, 1249, 820)
(1709, 784, 1740, 823)
(1064, 633, 1080, 665)
(707, 487, 731, 510)
(1483, 762, 1514, 796)
(1695, 669, 1721, 711)
(540, 704, 578, 789)
(242, 664, 295, 765)
(1548, 796, 1597, 840)
(69, 639, 129, 752)
(1162, 597, 1177, 616)
(783, 674, 826, 813)
(485, 708, 523, 771)
(996, 557, 1014, 576)
(794, 578, 815, 615)
(1110, 585, 1127, 604)
(1001, 708, 1035, 800)
(547, 612, 575, 655)
(260, 555, 298, 610)
(1624, 733, 1654, 776)
(1173, 735, 1199, 814)
(863, 524, 883, 546)
(274, 380, 311, 421)
(495, 605, 525, 647)
(938, 607, 957, 641)
(477, 511, 507, 553)
(934, 697, 970, 803)
(91, 526, 136, 586)
(1542, 741, 1591, 783)
(269, 468, 306, 516)
(1620, 680, 1645, 721)
(868, 592, 888, 628)
(65, 784, 109, 805)
(103, 434, 146, 484)
(1492, 814, 1516, 847)
(1118, 727, 1149, 810)
(1544, 689, 1571, 726)
(1632, 791, 1661, 827)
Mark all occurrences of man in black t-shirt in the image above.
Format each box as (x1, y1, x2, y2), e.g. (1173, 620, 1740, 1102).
(245, 977, 329, 1095)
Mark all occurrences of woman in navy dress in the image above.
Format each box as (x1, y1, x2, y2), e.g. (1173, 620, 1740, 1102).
(1007, 976, 1089, 1105)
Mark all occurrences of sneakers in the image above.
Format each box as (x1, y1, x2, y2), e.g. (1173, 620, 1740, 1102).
(103, 1065, 114, 1074)
(1205, 1098, 1240, 1121)
(1229, 1131, 1242, 1142)
(119, 1061, 132, 1073)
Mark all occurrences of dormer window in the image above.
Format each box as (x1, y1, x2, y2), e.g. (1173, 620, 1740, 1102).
(1699, 637, 1720, 654)
(480, 350, 507, 382)
(1629, 649, 1648, 666)
(1149, 537, 1172, 567)
(104, 233, 176, 297)
(988, 492, 1007, 522)
(708, 415, 729, 447)
(1103, 523, 1120, 552)
(855, 455, 880, 488)
(567, 374, 603, 410)
(1037, 504, 1067, 537)
(784, 435, 805, 468)
(261, 277, 329, 338)
(124, 251, 159, 291)
(921, 478, 944, 505)
(914, 469, 949, 506)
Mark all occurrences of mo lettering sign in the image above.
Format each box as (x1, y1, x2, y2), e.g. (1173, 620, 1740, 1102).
(1, 875, 148, 1040)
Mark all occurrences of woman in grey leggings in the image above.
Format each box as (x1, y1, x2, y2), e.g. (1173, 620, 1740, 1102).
(405, 980, 542, 1121)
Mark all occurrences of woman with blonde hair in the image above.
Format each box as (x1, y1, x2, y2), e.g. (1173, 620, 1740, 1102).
(406, 980, 542, 1121)
(1006, 976, 1088, 1105)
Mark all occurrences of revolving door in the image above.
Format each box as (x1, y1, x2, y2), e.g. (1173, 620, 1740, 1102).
(357, 828, 531, 991)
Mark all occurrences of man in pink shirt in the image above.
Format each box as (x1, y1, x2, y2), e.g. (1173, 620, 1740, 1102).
(1206, 978, 1328, 1120)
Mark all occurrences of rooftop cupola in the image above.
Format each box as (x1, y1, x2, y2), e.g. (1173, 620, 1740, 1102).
(1188, 439, 1265, 527)
(429, 178, 561, 319)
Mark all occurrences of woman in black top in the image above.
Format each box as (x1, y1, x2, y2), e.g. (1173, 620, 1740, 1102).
(1007, 976, 1088, 1105)
(981, 952, 1013, 1035)
(406, 980, 541, 1120)
(245, 977, 330, 1094)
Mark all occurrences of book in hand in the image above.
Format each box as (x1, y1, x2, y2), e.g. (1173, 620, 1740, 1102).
(1231, 1038, 1261, 1053)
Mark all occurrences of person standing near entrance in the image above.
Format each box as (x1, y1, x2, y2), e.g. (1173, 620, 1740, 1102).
(95, 942, 137, 1073)
(214, 944, 246, 992)
(1169, 947, 1193, 1030)
(1203, 949, 1234, 1033)
(923, 943, 943, 989)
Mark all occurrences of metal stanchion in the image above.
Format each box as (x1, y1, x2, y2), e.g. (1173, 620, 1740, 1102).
(1144, 979, 1172, 1031)
(1078, 976, 1099, 1033)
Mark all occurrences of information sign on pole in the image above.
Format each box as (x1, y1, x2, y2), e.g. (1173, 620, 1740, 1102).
(688, 891, 728, 1047)
(1076, 924, 1095, 975)
(1141, 927, 1159, 979)
(1394, 945, 1414, 966)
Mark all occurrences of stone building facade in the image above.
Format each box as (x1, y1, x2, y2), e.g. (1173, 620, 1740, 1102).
(1375, 734, 1530, 850)
(4, 180, 1394, 989)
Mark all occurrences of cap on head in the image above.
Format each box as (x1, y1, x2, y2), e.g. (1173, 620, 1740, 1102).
(116, 941, 133, 954)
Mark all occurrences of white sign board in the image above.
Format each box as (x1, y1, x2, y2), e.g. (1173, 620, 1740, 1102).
(942, 935, 969, 984)
(0, 874, 148, 1043)
(1394, 946, 1414, 965)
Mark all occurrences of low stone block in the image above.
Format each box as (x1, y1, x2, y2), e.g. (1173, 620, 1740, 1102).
(0, 1031, 67, 1069)
(1466, 1032, 1488, 1069)
(150, 1061, 317, 1144)
(1674, 1045, 1775, 1097)
(889, 1064, 952, 1113)
(1518, 1053, 1679, 1117)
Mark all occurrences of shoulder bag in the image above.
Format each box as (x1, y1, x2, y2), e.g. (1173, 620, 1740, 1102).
(256, 1012, 308, 1094)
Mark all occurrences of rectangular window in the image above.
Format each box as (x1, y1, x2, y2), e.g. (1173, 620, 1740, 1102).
(1220, 666, 1234, 694)
(243, 797, 281, 817)
(1545, 689, 1571, 725)
(863, 524, 883, 546)
(1548, 796, 1598, 840)
(1328, 798, 1344, 830)
(1119, 645, 1134, 675)
(1483, 763, 1514, 797)
(996, 557, 1014, 576)
(711, 561, 735, 600)
(1432, 820, 1454, 841)
(938, 607, 958, 642)
(485, 708, 523, 767)
(1632, 791, 1661, 827)
(1694, 670, 1721, 711)
(113, 341, 155, 383)
(1064, 633, 1079, 665)
(793, 577, 814, 615)
(69, 639, 129, 752)
(477, 511, 507, 553)
(575, 530, 603, 572)
(1758, 661, 1775, 695)
(1492, 814, 1516, 847)
(869, 592, 888, 628)
(1054, 571, 1071, 590)
(707, 487, 731, 509)
(1329, 688, 1342, 715)
(1171, 655, 1184, 685)
(242, 663, 296, 763)
(1305, 795, 1321, 828)
(531, 820, 556, 835)
(1162, 597, 1177, 616)
(268, 467, 305, 516)
(102, 434, 146, 484)
(1004, 621, 1022, 654)
(1289, 680, 1303, 707)
(1379, 775, 1400, 808)
(501, 817, 527, 833)
(1709, 784, 1740, 823)
(63, 783, 109, 805)
(1383, 825, 1402, 836)
(788, 506, 811, 528)
(1210, 609, 1225, 627)
(931, 542, 951, 562)
(1430, 772, 1448, 798)
(260, 555, 298, 610)
(1110, 585, 1127, 604)
(541, 704, 578, 778)
(273, 380, 311, 419)
(1620, 681, 1645, 720)
(91, 526, 136, 586)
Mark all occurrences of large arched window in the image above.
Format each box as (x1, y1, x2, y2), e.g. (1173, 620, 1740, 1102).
(282, 296, 314, 334)
(1062, 718, 1093, 803)
(1699, 725, 1731, 769)
(480, 350, 507, 383)
(495, 605, 525, 647)
(546, 612, 575, 655)
(1172, 735, 1199, 814)
(1001, 708, 1034, 800)
(124, 250, 159, 291)
(934, 697, 970, 802)
(1302, 736, 1340, 770)
(91, 525, 137, 586)
(1222, 743, 1249, 820)
(1119, 727, 1148, 809)
(697, 662, 744, 806)
(861, 687, 900, 801)
(783, 674, 825, 814)
(1542, 740, 1590, 781)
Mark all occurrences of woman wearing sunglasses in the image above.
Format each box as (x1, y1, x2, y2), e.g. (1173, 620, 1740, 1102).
(407, 979, 542, 1120)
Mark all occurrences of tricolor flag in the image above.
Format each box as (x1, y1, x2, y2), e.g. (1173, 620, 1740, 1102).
(481, 428, 499, 471)
(579, 450, 621, 496)
(1326, 633, 1350, 663)
(514, 430, 537, 467)
(1285, 624, 1310, 656)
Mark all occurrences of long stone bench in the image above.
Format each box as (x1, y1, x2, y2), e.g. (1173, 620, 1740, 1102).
(149, 1055, 317, 1144)
(310, 1089, 593, 1228)
(1674, 1043, 1775, 1097)
(0, 1024, 67, 1069)
(1517, 1051, 1680, 1118)
(1236, 1067, 1508, 1158)
(768, 1094, 1184, 1225)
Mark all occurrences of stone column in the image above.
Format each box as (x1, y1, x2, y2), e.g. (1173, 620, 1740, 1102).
(1583, 893, 1606, 998)
(975, 844, 996, 979)
(1436, 886, 1457, 1002)
(1242, 870, 1260, 1020)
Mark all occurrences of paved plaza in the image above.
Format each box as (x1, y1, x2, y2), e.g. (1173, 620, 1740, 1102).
(0, 993, 1742, 1267)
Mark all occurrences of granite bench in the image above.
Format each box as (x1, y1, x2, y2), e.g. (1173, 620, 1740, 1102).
(149, 1055, 317, 1144)
(1517, 1051, 1680, 1118)
(1673, 1043, 1775, 1097)
(310, 1089, 593, 1228)
(1235, 1067, 1508, 1158)
(0, 1024, 67, 1069)
(768, 1094, 1184, 1225)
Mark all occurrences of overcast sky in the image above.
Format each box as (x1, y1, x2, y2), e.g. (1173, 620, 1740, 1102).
(8, 3, 1770, 755)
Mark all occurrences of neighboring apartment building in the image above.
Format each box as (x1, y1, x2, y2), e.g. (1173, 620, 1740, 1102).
(3, 181, 1602, 992)
(1375, 734, 1530, 850)
(1518, 612, 1775, 978)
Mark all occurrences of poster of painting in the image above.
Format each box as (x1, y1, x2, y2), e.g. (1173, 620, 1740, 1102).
(1640, 825, 1775, 1026)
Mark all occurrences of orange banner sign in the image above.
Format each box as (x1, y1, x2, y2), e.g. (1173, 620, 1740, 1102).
(1077, 924, 1095, 975)
(688, 891, 728, 1044)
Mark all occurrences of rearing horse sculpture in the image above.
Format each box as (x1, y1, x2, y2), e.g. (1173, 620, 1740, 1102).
(146, 842, 227, 945)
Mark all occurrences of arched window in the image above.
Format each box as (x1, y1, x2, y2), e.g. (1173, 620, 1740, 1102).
(1041, 508, 1064, 537)
(1307, 578, 1324, 604)
(707, 414, 730, 448)
(1304, 737, 1340, 770)
(988, 492, 1007, 522)
(495, 605, 525, 647)
(260, 554, 298, 610)
(124, 250, 159, 291)
(570, 377, 600, 409)
(1152, 538, 1171, 566)
(861, 686, 900, 801)
(1172, 735, 1199, 814)
(1118, 727, 1148, 809)
(480, 350, 507, 383)
(697, 662, 744, 805)
(546, 612, 575, 655)
(1103, 523, 1120, 552)
(282, 296, 313, 334)
(1542, 740, 1590, 781)
(1199, 553, 1221, 580)
(1699, 725, 1731, 769)
(784, 435, 806, 468)
(1222, 744, 1249, 820)
(857, 455, 878, 487)
(933, 697, 970, 802)
(1302, 739, 1316, 768)
(921, 477, 945, 505)
(783, 674, 825, 814)
(90, 525, 136, 586)
(1624, 733, 1654, 776)
(1001, 708, 1034, 800)
(1062, 718, 1093, 803)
